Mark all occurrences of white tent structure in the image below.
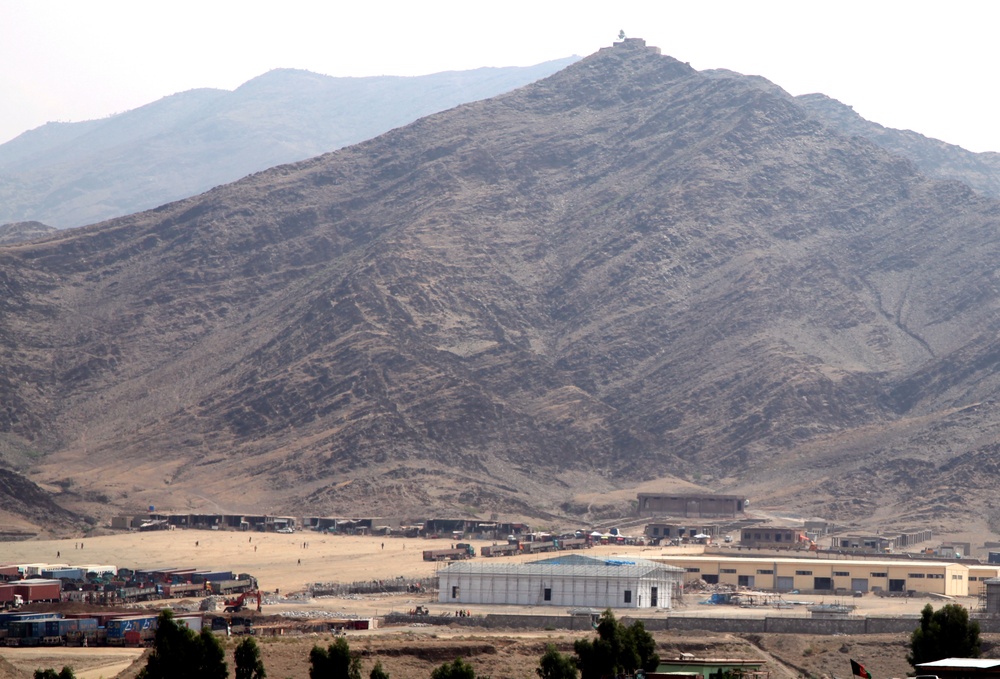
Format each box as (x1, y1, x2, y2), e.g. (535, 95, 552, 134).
(437, 554, 683, 609)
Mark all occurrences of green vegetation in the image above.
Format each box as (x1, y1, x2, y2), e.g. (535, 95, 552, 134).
(137, 610, 228, 679)
(34, 669, 75, 679)
(235, 636, 267, 679)
(430, 658, 478, 679)
(909, 603, 981, 667)
(573, 610, 658, 679)
(537, 643, 578, 679)
(310, 637, 361, 679)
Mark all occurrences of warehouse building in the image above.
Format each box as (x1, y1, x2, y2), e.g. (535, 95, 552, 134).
(654, 555, 999, 597)
(637, 493, 747, 518)
(437, 554, 684, 609)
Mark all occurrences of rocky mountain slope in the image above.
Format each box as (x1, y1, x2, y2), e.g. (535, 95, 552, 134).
(797, 92, 1000, 199)
(0, 59, 578, 229)
(0, 221, 55, 245)
(3, 39, 1000, 534)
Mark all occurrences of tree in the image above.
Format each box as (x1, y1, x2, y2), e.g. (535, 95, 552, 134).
(34, 669, 75, 679)
(369, 661, 390, 679)
(310, 637, 361, 679)
(137, 610, 228, 679)
(235, 636, 267, 679)
(572, 610, 659, 679)
(537, 643, 577, 679)
(430, 658, 477, 679)
(908, 603, 981, 667)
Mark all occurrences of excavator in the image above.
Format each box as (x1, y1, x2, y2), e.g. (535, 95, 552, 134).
(224, 590, 262, 613)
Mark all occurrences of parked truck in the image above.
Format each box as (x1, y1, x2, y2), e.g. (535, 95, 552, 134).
(422, 544, 475, 561)
(481, 543, 519, 557)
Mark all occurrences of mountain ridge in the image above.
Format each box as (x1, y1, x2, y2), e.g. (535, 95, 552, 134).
(0, 58, 579, 229)
(2, 40, 1000, 537)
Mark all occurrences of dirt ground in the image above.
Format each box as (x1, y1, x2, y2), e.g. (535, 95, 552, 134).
(0, 532, 985, 677)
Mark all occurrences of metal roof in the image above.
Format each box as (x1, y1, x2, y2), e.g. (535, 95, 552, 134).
(917, 659, 1000, 669)
(656, 555, 968, 569)
(440, 554, 684, 579)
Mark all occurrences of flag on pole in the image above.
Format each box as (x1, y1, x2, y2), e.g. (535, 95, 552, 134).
(851, 659, 872, 679)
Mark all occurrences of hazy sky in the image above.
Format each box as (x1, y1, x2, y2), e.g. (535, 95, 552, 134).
(2, 1, 998, 152)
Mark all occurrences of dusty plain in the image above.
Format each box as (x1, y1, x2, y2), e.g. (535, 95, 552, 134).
(0, 531, 987, 678)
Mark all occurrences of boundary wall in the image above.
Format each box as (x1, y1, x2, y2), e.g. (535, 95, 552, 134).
(388, 613, 1000, 635)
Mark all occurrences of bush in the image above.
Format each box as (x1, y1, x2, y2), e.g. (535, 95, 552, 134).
(908, 603, 981, 667)
(137, 610, 227, 679)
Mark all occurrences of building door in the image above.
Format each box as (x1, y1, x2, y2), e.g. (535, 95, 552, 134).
(889, 579, 906, 593)
(851, 578, 869, 593)
(651, 587, 658, 607)
(776, 576, 794, 591)
(738, 575, 754, 588)
(814, 577, 833, 591)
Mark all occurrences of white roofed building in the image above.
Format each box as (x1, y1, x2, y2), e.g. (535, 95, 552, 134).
(437, 554, 683, 609)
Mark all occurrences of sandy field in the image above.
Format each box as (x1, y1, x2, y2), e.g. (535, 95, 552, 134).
(0, 532, 967, 617)
(0, 532, 977, 678)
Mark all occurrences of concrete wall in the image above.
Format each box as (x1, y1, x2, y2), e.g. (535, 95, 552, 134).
(389, 612, 1000, 635)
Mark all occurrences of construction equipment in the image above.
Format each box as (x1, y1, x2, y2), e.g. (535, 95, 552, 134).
(224, 590, 261, 613)
(408, 606, 429, 616)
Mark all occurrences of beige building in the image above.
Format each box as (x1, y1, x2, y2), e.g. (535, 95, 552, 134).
(653, 555, 986, 596)
(637, 493, 747, 518)
(740, 526, 805, 548)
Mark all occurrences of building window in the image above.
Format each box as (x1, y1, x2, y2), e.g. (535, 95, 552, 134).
(755, 533, 761, 540)
(870, 572, 887, 578)
(451, 586, 460, 599)
(686, 568, 701, 573)
(544, 588, 552, 601)
(757, 569, 773, 575)
(775, 534, 782, 542)
(795, 570, 812, 576)
(928, 574, 944, 579)
(721, 568, 736, 574)
(970, 577, 979, 581)
(653, 527, 660, 536)
(833, 571, 850, 577)
(953, 574, 964, 580)
(624, 590, 632, 604)
(908, 573, 926, 578)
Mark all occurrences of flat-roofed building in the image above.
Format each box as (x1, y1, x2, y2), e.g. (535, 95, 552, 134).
(653, 554, 971, 596)
(438, 554, 684, 609)
(740, 526, 805, 549)
(638, 493, 747, 518)
(914, 659, 1000, 679)
(969, 565, 1000, 597)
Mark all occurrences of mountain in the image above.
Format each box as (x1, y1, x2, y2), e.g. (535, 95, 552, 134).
(0, 221, 56, 245)
(797, 92, 1000, 199)
(3, 39, 1000, 537)
(0, 59, 579, 229)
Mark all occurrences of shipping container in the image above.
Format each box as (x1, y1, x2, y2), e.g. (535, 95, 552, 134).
(106, 615, 158, 639)
(0, 612, 61, 630)
(14, 579, 62, 602)
(0, 585, 19, 603)
(176, 615, 204, 633)
(43, 568, 87, 580)
(192, 571, 234, 583)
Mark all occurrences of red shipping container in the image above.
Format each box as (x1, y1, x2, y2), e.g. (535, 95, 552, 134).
(14, 581, 61, 602)
(0, 584, 17, 603)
